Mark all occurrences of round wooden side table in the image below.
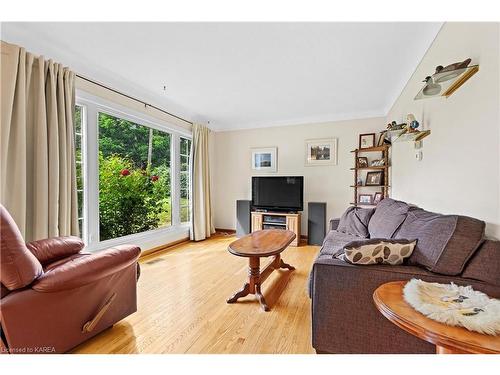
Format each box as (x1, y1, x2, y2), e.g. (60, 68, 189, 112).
(373, 281, 500, 354)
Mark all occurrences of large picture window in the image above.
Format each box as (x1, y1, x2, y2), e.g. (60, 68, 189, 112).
(98, 112, 172, 241)
(75, 93, 192, 250)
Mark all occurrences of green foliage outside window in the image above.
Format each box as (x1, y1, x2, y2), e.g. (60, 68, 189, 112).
(98, 113, 175, 241)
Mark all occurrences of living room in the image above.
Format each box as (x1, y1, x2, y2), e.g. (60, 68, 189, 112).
(1, 1, 499, 373)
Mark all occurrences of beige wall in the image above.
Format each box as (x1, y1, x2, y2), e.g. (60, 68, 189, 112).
(212, 117, 384, 234)
(386, 22, 500, 238)
(212, 23, 500, 239)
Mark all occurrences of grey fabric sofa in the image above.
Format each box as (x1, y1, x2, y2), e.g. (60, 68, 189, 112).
(309, 198, 500, 354)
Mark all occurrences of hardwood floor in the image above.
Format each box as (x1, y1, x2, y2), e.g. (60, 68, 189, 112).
(72, 234, 319, 354)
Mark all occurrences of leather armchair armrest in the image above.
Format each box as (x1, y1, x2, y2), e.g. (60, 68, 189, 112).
(27, 236, 84, 265)
(32, 245, 141, 292)
(329, 218, 340, 231)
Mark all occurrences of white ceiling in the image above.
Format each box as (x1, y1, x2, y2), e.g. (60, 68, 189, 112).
(1, 22, 441, 131)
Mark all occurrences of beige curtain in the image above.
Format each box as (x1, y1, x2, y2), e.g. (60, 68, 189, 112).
(190, 123, 215, 241)
(0, 41, 78, 241)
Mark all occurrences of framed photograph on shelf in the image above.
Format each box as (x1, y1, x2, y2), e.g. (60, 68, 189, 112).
(305, 138, 338, 166)
(359, 133, 375, 149)
(358, 194, 373, 205)
(357, 157, 368, 168)
(365, 171, 383, 186)
(251, 147, 277, 172)
(373, 192, 383, 204)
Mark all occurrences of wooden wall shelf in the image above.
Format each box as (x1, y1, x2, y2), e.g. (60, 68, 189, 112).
(350, 185, 390, 188)
(444, 65, 479, 97)
(393, 130, 431, 143)
(352, 144, 390, 207)
(350, 166, 388, 170)
(415, 65, 479, 100)
(350, 145, 390, 153)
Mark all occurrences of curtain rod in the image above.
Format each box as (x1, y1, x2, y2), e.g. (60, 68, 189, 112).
(76, 74, 193, 125)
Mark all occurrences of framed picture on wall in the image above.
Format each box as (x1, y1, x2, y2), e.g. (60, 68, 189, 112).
(251, 147, 277, 172)
(305, 138, 338, 166)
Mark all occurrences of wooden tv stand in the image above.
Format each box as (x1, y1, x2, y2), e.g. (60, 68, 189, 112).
(251, 211, 301, 247)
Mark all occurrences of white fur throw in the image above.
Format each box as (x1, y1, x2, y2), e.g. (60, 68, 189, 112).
(403, 279, 500, 335)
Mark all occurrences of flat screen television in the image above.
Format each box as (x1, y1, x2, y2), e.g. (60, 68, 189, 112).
(252, 176, 304, 212)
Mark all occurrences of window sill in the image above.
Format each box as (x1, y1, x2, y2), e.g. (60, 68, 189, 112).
(85, 223, 191, 253)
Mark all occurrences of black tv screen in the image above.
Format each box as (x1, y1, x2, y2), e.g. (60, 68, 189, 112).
(252, 176, 304, 212)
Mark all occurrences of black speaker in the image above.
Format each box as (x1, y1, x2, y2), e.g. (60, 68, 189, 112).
(308, 202, 326, 245)
(236, 200, 252, 237)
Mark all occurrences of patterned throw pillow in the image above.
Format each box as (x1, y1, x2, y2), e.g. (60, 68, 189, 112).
(339, 238, 417, 265)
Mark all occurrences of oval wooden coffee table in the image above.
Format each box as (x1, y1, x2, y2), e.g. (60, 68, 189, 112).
(373, 281, 500, 354)
(226, 229, 296, 311)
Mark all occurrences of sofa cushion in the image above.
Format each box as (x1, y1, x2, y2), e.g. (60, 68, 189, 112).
(395, 207, 485, 276)
(368, 198, 411, 239)
(337, 206, 375, 238)
(339, 238, 417, 265)
(462, 240, 500, 286)
(320, 230, 365, 257)
(0, 205, 43, 290)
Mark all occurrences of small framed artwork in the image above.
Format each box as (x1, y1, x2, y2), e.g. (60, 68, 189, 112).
(358, 194, 373, 205)
(373, 192, 383, 204)
(305, 138, 338, 166)
(365, 171, 383, 186)
(357, 157, 368, 168)
(359, 133, 375, 149)
(251, 147, 277, 172)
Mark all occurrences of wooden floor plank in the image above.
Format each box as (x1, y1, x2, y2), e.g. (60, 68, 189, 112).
(72, 234, 319, 354)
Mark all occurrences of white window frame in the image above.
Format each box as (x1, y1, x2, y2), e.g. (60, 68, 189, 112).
(179, 137, 192, 223)
(75, 104, 87, 242)
(76, 90, 192, 252)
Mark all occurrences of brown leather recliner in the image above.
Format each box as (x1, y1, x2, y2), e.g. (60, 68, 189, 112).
(0, 204, 141, 354)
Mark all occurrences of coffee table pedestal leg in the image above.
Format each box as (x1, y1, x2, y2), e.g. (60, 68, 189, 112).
(226, 283, 250, 303)
(280, 258, 295, 271)
(248, 257, 269, 311)
(227, 255, 294, 312)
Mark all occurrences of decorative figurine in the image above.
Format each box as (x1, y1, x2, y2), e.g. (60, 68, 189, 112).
(422, 75, 441, 96)
(439, 58, 471, 73)
(406, 114, 420, 133)
(387, 120, 407, 131)
(432, 58, 472, 84)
